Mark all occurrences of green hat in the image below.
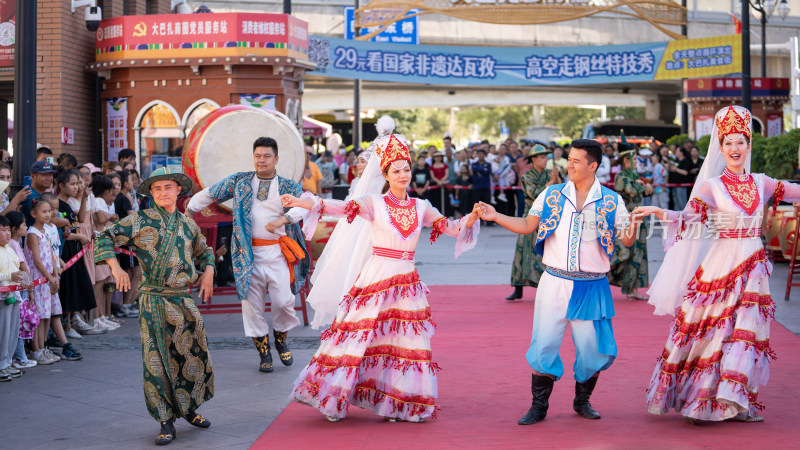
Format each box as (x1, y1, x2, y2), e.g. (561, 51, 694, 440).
(525, 144, 551, 160)
(618, 130, 634, 152)
(138, 167, 193, 196)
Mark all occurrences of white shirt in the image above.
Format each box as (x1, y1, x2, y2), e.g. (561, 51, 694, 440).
(529, 178, 629, 273)
(187, 174, 307, 240)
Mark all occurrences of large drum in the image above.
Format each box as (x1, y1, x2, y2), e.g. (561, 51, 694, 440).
(308, 218, 338, 262)
(780, 209, 800, 260)
(765, 205, 793, 251)
(183, 105, 305, 209)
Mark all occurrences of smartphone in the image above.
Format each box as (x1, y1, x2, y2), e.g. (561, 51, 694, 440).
(47, 157, 55, 165)
(23, 176, 31, 188)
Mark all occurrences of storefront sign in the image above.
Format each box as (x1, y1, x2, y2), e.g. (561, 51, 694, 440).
(95, 13, 308, 61)
(309, 34, 741, 87)
(107, 98, 128, 162)
(0, 2, 14, 68)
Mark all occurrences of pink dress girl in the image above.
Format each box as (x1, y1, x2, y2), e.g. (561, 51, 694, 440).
(25, 227, 60, 320)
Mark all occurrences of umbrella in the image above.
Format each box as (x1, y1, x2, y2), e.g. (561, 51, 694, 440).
(303, 116, 332, 138)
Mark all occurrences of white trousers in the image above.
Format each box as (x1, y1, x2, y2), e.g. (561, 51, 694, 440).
(242, 245, 301, 337)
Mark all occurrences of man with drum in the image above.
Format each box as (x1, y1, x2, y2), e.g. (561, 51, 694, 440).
(186, 137, 310, 373)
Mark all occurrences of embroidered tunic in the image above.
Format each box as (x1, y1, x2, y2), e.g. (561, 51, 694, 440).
(647, 172, 800, 420)
(291, 193, 479, 421)
(94, 206, 216, 422)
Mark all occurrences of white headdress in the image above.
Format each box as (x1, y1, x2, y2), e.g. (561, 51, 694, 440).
(305, 116, 402, 328)
(647, 105, 752, 315)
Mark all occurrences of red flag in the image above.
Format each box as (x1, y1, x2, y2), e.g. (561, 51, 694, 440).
(728, 12, 742, 34)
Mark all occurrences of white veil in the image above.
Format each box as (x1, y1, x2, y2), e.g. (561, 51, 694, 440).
(646, 105, 752, 315)
(305, 116, 401, 328)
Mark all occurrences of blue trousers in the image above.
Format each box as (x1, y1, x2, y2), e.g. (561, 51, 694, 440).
(525, 272, 615, 382)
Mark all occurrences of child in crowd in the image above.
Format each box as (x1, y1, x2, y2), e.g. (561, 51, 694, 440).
(453, 164, 473, 218)
(0, 215, 30, 381)
(40, 193, 82, 361)
(650, 154, 669, 210)
(56, 170, 97, 339)
(113, 170, 139, 318)
(7, 211, 37, 370)
(26, 197, 73, 364)
(91, 175, 120, 330)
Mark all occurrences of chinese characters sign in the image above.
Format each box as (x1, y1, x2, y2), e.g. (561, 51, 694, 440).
(654, 35, 741, 80)
(95, 13, 308, 61)
(106, 98, 128, 162)
(309, 35, 741, 86)
(345, 7, 418, 44)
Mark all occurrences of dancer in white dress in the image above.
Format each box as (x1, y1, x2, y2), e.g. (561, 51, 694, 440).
(636, 105, 800, 423)
(278, 123, 481, 422)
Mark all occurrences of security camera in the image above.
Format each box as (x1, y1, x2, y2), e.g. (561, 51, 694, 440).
(85, 6, 102, 32)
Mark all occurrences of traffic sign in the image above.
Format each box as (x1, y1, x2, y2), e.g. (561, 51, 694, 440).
(344, 7, 418, 45)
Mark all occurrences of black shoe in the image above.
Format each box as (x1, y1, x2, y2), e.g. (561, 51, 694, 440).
(273, 330, 293, 366)
(155, 419, 176, 445)
(185, 411, 211, 428)
(44, 335, 61, 349)
(253, 336, 273, 373)
(518, 374, 554, 425)
(505, 286, 523, 301)
(573, 376, 601, 419)
(60, 343, 83, 361)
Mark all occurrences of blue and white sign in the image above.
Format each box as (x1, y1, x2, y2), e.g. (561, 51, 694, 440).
(309, 36, 668, 86)
(344, 7, 419, 45)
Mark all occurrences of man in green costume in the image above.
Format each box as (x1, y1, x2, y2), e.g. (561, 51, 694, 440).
(94, 167, 216, 446)
(506, 144, 561, 300)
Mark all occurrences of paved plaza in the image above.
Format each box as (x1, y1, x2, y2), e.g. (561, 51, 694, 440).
(1, 224, 799, 449)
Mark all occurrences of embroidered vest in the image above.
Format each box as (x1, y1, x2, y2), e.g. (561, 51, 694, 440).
(533, 183, 619, 259)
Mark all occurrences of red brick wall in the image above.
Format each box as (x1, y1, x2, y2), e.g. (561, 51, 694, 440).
(35, 0, 173, 165)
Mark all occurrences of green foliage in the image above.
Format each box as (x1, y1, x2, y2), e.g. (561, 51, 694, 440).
(696, 135, 711, 156)
(542, 106, 598, 139)
(760, 128, 800, 179)
(607, 106, 646, 120)
(666, 133, 688, 147)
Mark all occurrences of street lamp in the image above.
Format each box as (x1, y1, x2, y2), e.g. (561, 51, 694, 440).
(736, 0, 791, 77)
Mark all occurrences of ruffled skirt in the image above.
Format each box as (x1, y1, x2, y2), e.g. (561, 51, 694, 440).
(647, 242, 775, 420)
(291, 263, 439, 422)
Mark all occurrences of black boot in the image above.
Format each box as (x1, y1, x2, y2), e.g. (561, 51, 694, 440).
(185, 410, 211, 428)
(155, 419, 176, 445)
(252, 336, 273, 373)
(505, 286, 523, 301)
(518, 374, 554, 425)
(573, 376, 601, 419)
(273, 330, 293, 366)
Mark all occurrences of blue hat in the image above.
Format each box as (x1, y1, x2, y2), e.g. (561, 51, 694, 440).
(30, 161, 56, 174)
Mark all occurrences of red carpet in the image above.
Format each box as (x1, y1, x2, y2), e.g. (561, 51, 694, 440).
(255, 285, 800, 449)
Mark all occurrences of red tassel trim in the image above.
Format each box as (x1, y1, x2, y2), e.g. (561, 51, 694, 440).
(690, 198, 710, 225)
(671, 292, 774, 346)
(773, 181, 785, 214)
(342, 271, 426, 310)
(318, 199, 326, 221)
(730, 329, 777, 360)
(684, 248, 769, 307)
(429, 216, 448, 244)
(353, 379, 437, 416)
(345, 200, 361, 224)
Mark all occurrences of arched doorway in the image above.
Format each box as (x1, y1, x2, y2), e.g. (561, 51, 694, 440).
(135, 101, 182, 178)
(183, 99, 221, 135)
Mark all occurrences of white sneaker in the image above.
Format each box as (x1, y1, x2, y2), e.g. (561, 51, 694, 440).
(12, 359, 36, 369)
(497, 193, 508, 202)
(121, 305, 139, 318)
(65, 328, 83, 339)
(33, 350, 56, 365)
(490, 196, 497, 205)
(72, 314, 93, 332)
(44, 348, 61, 362)
(100, 317, 120, 330)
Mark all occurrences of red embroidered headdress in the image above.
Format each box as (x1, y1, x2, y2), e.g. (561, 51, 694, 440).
(714, 105, 751, 141)
(379, 133, 411, 172)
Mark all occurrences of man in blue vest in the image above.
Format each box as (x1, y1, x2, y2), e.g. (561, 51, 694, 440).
(477, 139, 642, 425)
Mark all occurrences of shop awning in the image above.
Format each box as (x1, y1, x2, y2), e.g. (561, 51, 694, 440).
(303, 116, 332, 138)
